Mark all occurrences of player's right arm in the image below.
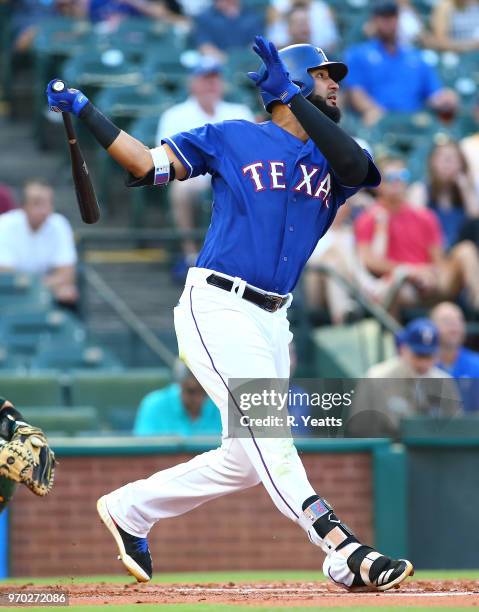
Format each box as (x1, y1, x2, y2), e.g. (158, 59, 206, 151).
(45, 80, 188, 183)
(106, 132, 188, 181)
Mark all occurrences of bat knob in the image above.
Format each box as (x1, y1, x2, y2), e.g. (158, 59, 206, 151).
(52, 80, 65, 92)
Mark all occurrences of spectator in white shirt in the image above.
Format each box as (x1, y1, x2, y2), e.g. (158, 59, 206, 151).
(0, 179, 78, 308)
(156, 56, 254, 275)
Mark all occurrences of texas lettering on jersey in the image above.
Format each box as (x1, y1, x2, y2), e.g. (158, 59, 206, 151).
(242, 162, 332, 206)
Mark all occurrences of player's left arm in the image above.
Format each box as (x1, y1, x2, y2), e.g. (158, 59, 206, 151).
(248, 36, 379, 187)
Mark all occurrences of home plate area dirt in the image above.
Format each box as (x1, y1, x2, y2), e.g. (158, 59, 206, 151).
(8, 579, 479, 607)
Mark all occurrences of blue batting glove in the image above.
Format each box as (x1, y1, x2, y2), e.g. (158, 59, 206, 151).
(46, 79, 89, 116)
(247, 35, 300, 105)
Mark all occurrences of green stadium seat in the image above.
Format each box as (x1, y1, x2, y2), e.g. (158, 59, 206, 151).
(313, 320, 396, 377)
(0, 372, 63, 407)
(0, 309, 86, 353)
(0, 273, 52, 313)
(130, 115, 161, 148)
(20, 406, 99, 437)
(107, 19, 181, 61)
(94, 84, 173, 128)
(30, 343, 123, 371)
(31, 17, 97, 146)
(70, 368, 170, 431)
(366, 112, 440, 155)
(400, 416, 479, 440)
(141, 49, 189, 95)
(62, 48, 143, 97)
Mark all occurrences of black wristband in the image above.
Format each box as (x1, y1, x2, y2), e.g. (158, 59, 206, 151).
(0, 401, 24, 441)
(79, 102, 121, 150)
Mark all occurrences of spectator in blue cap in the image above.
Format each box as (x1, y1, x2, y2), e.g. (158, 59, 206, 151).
(348, 317, 461, 438)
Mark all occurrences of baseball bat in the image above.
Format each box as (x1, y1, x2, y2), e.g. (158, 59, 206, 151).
(53, 81, 100, 224)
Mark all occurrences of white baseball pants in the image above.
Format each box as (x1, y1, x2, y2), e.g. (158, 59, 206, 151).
(105, 267, 317, 538)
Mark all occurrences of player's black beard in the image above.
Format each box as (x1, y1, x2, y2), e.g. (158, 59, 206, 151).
(307, 94, 341, 123)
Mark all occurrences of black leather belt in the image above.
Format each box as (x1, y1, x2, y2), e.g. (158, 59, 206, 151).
(206, 274, 289, 313)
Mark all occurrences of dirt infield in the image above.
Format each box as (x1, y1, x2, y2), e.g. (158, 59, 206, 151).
(4, 580, 479, 607)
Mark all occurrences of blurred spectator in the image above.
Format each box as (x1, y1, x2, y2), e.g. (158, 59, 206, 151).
(348, 318, 460, 438)
(88, 0, 186, 25)
(365, 0, 423, 46)
(427, 0, 479, 52)
(355, 156, 479, 312)
(344, 0, 458, 125)
(0, 179, 78, 308)
(396, 0, 423, 45)
(10, 0, 84, 52)
(193, 0, 265, 61)
(176, 0, 211, 17)
(431, 301, 479, 411)
(407, 139, 479, 250)
(134, 362, 222, 436)
(305, 193, 393, 324)
(460, 102, 479, 192)
(267, 0, 339, 52)
(0, 184, 17, 215)
(156, 57, 253, 272)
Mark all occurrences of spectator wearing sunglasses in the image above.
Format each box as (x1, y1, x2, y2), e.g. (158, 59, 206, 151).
(354, 156, 479, 313)
(134, 361, 222, 437)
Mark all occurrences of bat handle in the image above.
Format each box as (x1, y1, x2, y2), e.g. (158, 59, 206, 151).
(62, 112, 76, 142)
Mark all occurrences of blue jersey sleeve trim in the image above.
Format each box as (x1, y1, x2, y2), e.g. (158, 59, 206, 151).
(162, 137, 194, 180)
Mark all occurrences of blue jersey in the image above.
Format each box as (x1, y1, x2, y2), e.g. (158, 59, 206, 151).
(163, 119, 380, 294)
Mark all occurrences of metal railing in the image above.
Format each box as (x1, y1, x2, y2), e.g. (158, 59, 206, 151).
(306, 263, 402, 362)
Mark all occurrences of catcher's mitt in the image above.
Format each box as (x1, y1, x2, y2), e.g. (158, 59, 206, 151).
(0, 423, 56, 496)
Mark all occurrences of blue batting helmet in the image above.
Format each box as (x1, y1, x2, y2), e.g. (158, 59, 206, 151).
(258, 44, 348, 112)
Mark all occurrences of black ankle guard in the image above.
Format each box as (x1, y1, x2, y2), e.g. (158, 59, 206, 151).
(301, 495, 357, 545)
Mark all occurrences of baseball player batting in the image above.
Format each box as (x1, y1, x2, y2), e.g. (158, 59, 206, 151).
(46, 36, 414, 592)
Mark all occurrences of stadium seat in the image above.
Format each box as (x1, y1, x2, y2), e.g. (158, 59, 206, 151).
(130, 115, 161, 148)
(0, 372, 64, 406)
(70, 368, 170, 431)
(20, 405, 99, 437)
(141, 50, 189, 95)
(94, 84, 173, 128)
(0, 309, 86, 346)
(365, 112, 440, 155)
(0, 273, 52, 313)
(62, 48, 143, 95)
(31, 17, 97, 146)
(313, 320, 396, 377)
(106, 19, 182, 61)
(31, 343, 123, 371)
